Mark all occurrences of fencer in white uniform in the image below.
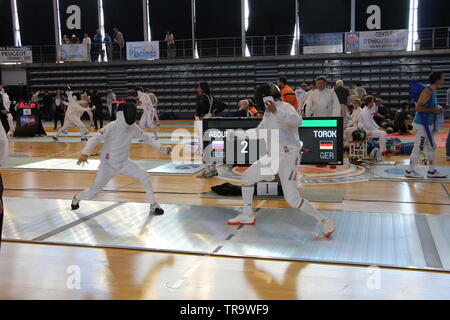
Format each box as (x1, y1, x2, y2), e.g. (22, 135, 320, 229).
(146, 89, 160, 126)
(136, 87, 159, 139)
(71, 103, 172, 215)
(305, 76, 341, 118)
(0, 85, 15, 136)
(357, 95, 389, 156)
(343, 98, 362, 146)
(227, 84, 336, 238)
(53, 89, 93, 142)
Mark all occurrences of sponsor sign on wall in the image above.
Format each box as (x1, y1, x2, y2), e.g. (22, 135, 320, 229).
(56, 44, 89, 62)
(126, 42, 160, 61)
(303, 33, 343, 54)
(0, 47, 33, 63)
(345, 29, 409, 52)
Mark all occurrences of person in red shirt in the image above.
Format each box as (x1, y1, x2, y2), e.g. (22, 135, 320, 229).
(276, 76, 299, 110)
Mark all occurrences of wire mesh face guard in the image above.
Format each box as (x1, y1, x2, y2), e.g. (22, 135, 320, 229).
(254, 83, 282, 110)
(117, 103, 138, 125)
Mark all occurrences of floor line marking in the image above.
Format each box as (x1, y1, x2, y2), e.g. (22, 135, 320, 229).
(32, 202, 124, 241)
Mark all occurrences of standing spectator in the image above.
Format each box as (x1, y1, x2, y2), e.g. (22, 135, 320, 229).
(113, 27, 125, 60)
(91, 90, 104, 130)
(92, 30, 103, 62)
(165, 31, 176, 58)
(70, 34, 80, 44)
(42, 91, 53, 122)
(0, 119, 8, 247)
(305, 76, 341, 117)
(31, 90, 40, 104)
(295, 83, 308, 110)
(106, 88, 116, 119)
(446, 87, 450, 161)
(354, 82, 367, 100)
(276, 76, 299, 110)
(447, 87, 450, 108)
(334, 80, 350, 117)
(104, 33, 113, 61)
(62, 34, 70, 44)
(393, 102, 412, 135)
(53, 89, 65, 130)
(82, 33, 92, 61)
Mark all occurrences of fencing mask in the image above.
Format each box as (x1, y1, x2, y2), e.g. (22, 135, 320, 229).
(117, 103, 138, 126)
(254, 83, 282, 110)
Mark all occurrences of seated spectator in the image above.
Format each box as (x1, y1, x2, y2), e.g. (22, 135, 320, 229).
(393, 102, 413, 135)
(344, 104, 354, 126)
(344, 98, 362, 146)
(358, 95, 390, 156)
(234, 99, 260, 118)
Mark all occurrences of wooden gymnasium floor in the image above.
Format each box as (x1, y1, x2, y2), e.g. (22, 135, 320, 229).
(1, 119, 450, 300)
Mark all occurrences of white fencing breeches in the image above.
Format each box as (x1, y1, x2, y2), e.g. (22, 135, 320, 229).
(368, 129, 387, 153)
(6, 113, 15, 133)
(139, 109, 155, 129)
(77, 160, 155, 203)
(409, 123, 435, 171)
(242, 152, 303, 208)
(56, 116, 89, 137)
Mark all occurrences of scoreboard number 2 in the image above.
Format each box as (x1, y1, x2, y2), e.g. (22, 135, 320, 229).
(241, 140, 249, 154)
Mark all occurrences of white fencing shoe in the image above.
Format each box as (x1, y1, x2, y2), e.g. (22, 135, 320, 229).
(227, 213, 256, 225)
(71, 196, 80, 210)
(405, 170, 423, 178)
(427, 170, 447, 179)
(149, 203, 164, 215)
(321, 219, 336, 238)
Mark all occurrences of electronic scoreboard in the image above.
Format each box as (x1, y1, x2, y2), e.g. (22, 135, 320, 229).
(202, 117, 343, 166)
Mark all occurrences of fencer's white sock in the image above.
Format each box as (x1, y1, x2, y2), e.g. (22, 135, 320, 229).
(298, 199, 327, 223)
(242, 186, 254, 216)
(142, 179, 156, 203)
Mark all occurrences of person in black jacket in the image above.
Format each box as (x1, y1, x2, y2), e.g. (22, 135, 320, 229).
(334, 80, 350, 117)
(195, 82, 226, 120)
(91, 90, 104, 130)
(195, 82, 227, 178)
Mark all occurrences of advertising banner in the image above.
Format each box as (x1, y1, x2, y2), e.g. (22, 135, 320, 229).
(345, 29, 408, 52)
(126, 41, 160, 61)
(56, 44, 89, 62)
(303, 33, 343, 54)
(0, 47, 33, 63)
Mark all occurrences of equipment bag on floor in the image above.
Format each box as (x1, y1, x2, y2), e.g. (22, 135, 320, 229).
(368, 138, 414, 155)
(211, 182, 285, 196)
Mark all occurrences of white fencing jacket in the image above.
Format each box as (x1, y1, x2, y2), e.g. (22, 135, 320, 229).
(236, 101, 303, 154)
(357, 106, 381, 131)
(305, 88, 341, 117)
(82, 112, 161, 168)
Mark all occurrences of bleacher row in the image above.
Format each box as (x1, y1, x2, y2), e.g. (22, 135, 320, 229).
(27, 51, 450, 118)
